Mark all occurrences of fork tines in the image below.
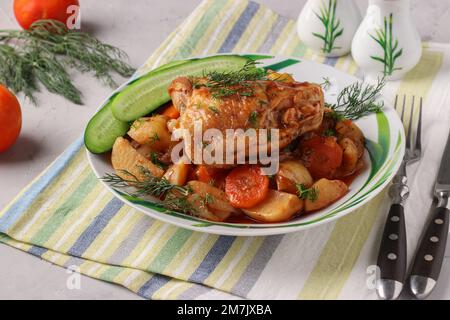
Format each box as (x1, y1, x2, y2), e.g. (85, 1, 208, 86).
(395, 95, 422, 162)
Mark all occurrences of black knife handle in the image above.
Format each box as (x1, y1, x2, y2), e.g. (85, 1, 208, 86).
(410, 207, 449, 281)
(377, 204, 407, 283)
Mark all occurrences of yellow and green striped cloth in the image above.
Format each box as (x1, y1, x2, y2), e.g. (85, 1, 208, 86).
(1, 0, 450, 299)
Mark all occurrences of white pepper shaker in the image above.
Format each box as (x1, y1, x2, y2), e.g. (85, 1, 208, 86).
(297, 0, 362, 57)
(351, 0, 422, 80)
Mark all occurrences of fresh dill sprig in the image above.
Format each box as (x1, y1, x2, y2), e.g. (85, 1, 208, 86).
(208, 105, 220, 114)
(150, 152, 168, 169)
(102, 169, 188, 198)
(204, 193, 215, 205)
(211, 87, 239, 99)
(205, 60, 265, 86)
(238, 91, 254, 97)
(149, 133, 160, 144)
(323, 128, 336, 137)
(0, 19, 135, 104)
(131, 118, 145, 129)
(202, 60, 267, 99)
(320, 77, 332, 90)
(328, 77, 386, 120)
(296, 183, 318, 202)
(0, 44, 38, 104)
(248, 111, 259, 127)
(101, 168, 194, 213)
(163, 193, 196, 214)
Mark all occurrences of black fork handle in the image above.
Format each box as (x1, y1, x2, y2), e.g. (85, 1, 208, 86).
(377, 204, 407, 283)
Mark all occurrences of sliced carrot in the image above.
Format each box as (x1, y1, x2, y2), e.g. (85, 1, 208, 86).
(161, 103, 180, 119)
(194, 165, 228, 190)
(225, 165, 270, 209)
(196, 165, 215, 184)
(187, 166, 198, 182)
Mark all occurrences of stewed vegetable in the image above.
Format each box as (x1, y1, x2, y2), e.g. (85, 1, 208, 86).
(225, 166, 270, 209)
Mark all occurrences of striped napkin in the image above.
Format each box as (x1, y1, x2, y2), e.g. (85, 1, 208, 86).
(1, 0, 450, 300)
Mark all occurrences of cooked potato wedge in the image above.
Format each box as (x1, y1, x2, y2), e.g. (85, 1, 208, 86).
(305, 179, 348, 212)
(163, 163, 191, 186)
(243, 190, 303, 223)
(188, 181, 238, 219)
(111, 137, 164, 180)
(186, 193, 223, 222)
(339, 138, 359, 174)
(276, 160, 313, 194)
(135, 143, 154, 159)
(128, 115, 171, 151)
(336, 121, 365, 157)
(267, 70, 295, 83)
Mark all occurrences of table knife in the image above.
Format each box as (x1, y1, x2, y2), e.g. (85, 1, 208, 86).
(409, 131, 450, 299)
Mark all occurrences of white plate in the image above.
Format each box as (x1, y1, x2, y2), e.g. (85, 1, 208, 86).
(87, 54, 405, 236)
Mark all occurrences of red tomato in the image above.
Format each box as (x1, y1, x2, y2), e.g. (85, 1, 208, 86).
(0, 85, 22, 152)
(301, 136, 343, 179)
(225, 165, 269, 209)
(14, 0, 80, 30)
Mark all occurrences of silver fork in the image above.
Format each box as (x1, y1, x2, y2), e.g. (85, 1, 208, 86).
(376, 95, 423, 300)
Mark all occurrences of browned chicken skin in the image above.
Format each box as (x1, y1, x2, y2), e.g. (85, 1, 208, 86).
(168, 77, 324, 165)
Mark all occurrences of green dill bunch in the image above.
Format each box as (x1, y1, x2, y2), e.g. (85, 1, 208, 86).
(327, 77, 386, 121)
(0, 19, 135, 104)
(101, 167, 195, 214)
(197, 60, 268, 99)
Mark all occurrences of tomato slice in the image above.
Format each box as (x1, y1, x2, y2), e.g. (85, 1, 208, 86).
(301, 136, 343, 179)
(225, 165, 270, 209)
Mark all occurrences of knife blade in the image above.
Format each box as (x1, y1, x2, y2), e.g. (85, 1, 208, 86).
(409, 131, 450, 299)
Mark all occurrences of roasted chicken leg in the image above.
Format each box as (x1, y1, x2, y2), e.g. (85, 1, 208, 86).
(168, 76, 324, 165)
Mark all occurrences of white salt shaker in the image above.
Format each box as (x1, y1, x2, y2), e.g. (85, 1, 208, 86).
(351, 0, 422, 80)
(296, 0, 362, 57)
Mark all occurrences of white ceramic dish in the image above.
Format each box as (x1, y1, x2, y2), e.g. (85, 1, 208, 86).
(87, 54, 405, 236)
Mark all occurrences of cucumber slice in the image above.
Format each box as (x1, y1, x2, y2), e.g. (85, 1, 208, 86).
(84, 59, 194, 154)
(150, 59, 190, 73)
(130, 59, 191, 85)
(84, 99, 130, 154)
(84, 60, 196, 154)
(111, 55, 251, 122)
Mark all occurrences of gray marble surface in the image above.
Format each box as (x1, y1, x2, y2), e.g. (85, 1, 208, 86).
(0, 0, 449, 300)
